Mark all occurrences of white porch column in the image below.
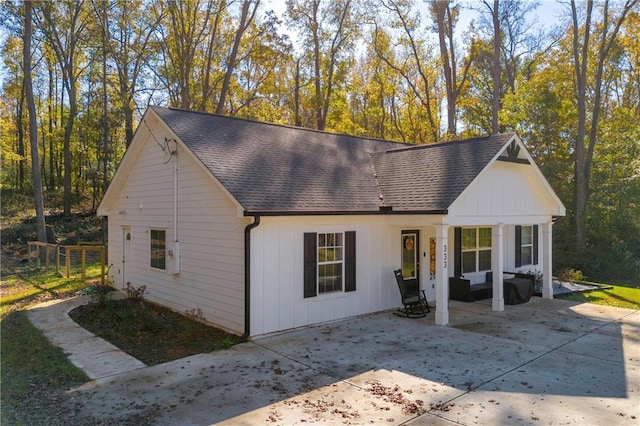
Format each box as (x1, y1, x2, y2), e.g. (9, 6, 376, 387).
(491, 224, 504, 311)
(434, 224, 449, 325)
(542, 221, 554, 299)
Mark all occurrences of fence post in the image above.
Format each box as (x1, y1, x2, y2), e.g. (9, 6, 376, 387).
(56, 245, 60, 275)
(100, 246, 106, 285)
(45, 244, 51, 270)
(81, 247, 86, 282)
(65, 247, 71, 278)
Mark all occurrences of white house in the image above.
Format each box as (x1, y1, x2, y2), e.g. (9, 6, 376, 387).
(98, 106, 566, 338)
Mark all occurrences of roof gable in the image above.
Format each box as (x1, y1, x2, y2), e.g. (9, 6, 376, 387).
(151, 106, 404, 213)
(447, 134, 566, 218)
(371, 133, 515, 212)
(98, 108, 159, 215)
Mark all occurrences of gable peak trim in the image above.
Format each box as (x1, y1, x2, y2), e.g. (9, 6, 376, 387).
(497, 139, 531, 164)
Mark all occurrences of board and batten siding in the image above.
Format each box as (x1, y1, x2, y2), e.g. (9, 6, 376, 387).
(448, 161, 562, 225)
(106, 122, 247, 334)
(249, 216, 398, 336)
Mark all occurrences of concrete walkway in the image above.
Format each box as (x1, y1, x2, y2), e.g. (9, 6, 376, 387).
(27, 296, 146, 380)
(28, 296, 639, 425)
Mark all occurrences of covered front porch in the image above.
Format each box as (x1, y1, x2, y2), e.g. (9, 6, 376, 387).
(389, 216, 558, 326)
(430, 220, 556, 326)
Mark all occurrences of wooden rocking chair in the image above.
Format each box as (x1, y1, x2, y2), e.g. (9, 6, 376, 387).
(393, 268, 430, 318)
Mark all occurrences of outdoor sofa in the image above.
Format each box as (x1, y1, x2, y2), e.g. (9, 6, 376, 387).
(449, 271, 535, 304)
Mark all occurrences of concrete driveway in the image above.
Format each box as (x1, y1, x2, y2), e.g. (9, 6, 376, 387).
(31, 297, 639, 425)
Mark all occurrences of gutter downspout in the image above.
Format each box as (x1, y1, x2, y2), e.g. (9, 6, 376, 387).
(172, 145, 180, 274)
(241, 214, 260, 340)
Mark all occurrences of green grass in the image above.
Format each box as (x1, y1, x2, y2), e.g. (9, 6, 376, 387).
(1, 264, 102, 317)
(1, 311, 89, 425)
(556, 283, 640, 310)
(1, 260, 94, 424)
(0, 257, 241, 422)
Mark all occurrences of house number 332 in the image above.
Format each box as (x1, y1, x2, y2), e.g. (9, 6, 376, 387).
(443, 244, 448, 268)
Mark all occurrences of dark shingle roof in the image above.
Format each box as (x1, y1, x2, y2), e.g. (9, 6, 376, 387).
(371, 133, 515, 211)
(152, 106, 403, 212)
(151, 106, 514, 213)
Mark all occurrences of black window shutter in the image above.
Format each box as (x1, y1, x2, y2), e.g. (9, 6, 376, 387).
(345, 231, 356, 292)
(533, 225, 539, 265)
(454, 227, 462, 277)
(515, 225, 522, 267)
(303, 233, 317, 298)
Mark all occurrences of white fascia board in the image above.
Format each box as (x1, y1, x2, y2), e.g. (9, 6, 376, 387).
(511, 136, 566, 216)
(97, 108, 157, 216)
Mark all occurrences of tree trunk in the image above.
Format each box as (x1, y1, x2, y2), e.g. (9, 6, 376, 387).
(24, 1, 47, 243)
(17, 83, 25, 192)
(201, 2, 225, 111)
(311, 1, 323, 130)
(101, 1, 110, 199)
(294, 58, 301, 127)
(39, 1, 85, 215)
(433, 0, 456, 136)
(47, 59, 55, 190)
(63, 86, 75, 215)
(570, 0, 637, 252)
(216, 0, 254, 115)
(570, 0, 591, 253)
(491, 0, 500, 134)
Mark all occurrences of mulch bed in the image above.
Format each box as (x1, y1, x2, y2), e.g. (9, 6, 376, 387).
(69, 297, 242, 365)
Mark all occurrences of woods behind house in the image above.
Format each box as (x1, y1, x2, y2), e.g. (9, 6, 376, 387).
(1, 0, 638, 284)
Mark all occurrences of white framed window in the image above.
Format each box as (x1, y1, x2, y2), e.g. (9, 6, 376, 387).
(516, 225, 538, 267)
(317, 232, 344, 294)
(462, 227, 492, 273)
(304, 231, 356, 298)
(520, 225, 533, 266)
(150, 229, 166, 270)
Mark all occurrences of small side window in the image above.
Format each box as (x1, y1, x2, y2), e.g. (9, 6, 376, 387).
(516, 225, 538, 267)
(150, 229, 166, 270)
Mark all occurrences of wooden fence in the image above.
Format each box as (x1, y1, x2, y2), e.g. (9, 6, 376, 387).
(28, 242, 107, 285)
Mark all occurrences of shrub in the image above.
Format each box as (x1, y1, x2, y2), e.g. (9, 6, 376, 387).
(558, 268, 584, 283)
(76, 284, 114, 306)
(124, 282, 146, 300)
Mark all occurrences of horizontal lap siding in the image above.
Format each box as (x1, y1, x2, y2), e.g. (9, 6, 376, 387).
(107, 129, 246, 335)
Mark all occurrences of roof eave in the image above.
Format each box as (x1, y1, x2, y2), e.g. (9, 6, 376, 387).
(243, 208, 448, 217)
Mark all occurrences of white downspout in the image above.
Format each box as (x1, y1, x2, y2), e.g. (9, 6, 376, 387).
(172, 143, 180, 274)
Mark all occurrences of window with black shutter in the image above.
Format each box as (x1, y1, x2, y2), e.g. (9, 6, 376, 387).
(303, 233, 317, 298)
(303, 231, 356, 297)
(515, 225, 538, 266)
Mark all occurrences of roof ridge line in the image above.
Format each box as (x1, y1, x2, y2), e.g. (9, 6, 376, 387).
(155, 105, 410, 148)
(384, 132, 516, 153)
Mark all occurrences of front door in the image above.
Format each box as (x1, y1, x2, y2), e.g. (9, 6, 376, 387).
(401, 230, 420, 294)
